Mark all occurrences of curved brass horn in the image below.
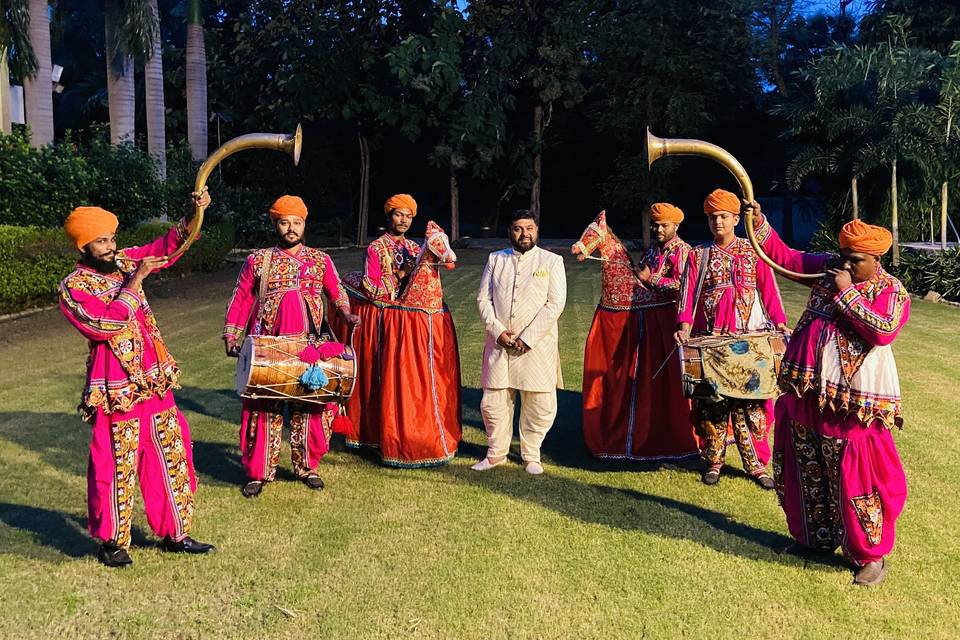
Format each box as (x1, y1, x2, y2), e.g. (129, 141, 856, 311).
(166, 124, 303, 263)
(645, 127, 822, 280)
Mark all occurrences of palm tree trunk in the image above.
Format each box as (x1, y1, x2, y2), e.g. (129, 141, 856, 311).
(941, 181, 948, 250)
(144, 0, 166, 180)
(185, 0, 208, 161)
(23, 0, 54, 146)
(356, 133, 370, 246)
(891, 158, 899, 265)
(530, 104, 543, 219)
(105, 0, 135, 144)
(450, 170, 460, 243)
(851, 175, 859, 220)
(0, 49, 11, 134)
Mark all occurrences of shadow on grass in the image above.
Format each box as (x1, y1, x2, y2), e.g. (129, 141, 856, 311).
(460, 387, 701, 474)
(0, 411, 89, 477)
(176, 385, 238, 422)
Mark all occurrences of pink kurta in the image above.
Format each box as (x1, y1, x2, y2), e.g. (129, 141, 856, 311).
(361, 234, 421, 302)
(676, 235, 787, 473)
(59, 222, 197, 549)
(224, 245, 350, 482)
(758, 217, 909, 565)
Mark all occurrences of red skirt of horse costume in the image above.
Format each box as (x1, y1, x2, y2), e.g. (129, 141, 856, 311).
(330, 291, 462, 468)
(582, 304, 699, 460)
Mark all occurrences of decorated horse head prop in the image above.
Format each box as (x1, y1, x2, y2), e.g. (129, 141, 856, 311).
(572, 211, 649, 310)
(397, 220, 456, 311)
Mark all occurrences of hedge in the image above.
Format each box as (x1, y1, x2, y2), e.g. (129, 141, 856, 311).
(0, 219, 235, 314)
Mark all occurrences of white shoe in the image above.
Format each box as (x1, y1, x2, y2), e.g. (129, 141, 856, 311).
(524, 461, 544, 475)
(471, 458, 506, 471)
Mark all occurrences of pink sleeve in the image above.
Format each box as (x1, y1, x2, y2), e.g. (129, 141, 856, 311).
(834, 283, 910, 346)
(756, 215, 830, 276)
(650, 243, 689, 293)
(361, 244, 398, 302)
(223, 256, 256, 340)
(59, 282, 141, 341)
(676, 249, 698, 325)
(118, 219, 193, 268)
(322, 255, 350, 309)
(757, 258, 787, 325)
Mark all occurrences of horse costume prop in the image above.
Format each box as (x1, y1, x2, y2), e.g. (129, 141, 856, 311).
(573, 211, 699, 461)
(333, 221, 462, 467)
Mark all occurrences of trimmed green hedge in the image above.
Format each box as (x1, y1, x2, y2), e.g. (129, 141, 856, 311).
(0, 219, 235, 314)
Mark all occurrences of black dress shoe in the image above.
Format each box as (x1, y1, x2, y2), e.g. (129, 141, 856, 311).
(303, 474, 324, 490)
(754, 474, 776, 490)
(241, 480, 263, 498)
(97, 543, 133, 568)
(161, 536, 216, 554)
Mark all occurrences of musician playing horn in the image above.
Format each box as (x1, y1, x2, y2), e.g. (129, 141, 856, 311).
(746, 201, 908, 587)
(223, 195, 360, 498)
(674, 188, 788, 489)
(58, 192, 215, 567)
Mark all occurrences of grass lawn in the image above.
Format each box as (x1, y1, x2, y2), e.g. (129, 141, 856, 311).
(0, 247, 957, 639)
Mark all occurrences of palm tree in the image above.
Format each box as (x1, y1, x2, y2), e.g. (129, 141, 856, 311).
(185, 0, 207, 161)
(23, 0, 54, 146)
(143, 0, 166, 179)
(2, 0, 39, 134)
(104, 0, 135, 144)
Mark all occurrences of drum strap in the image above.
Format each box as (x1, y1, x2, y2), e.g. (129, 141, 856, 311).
(255, 248, 274, 332)
(690, 246, 711, 323)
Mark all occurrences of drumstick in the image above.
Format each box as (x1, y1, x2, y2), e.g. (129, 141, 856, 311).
(652, 344, 679, 379)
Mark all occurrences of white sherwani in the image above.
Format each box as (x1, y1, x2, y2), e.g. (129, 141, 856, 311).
(476, 245, 567, 464)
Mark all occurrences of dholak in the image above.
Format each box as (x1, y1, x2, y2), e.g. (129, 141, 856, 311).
(235, 335, 356, 405)
(679, 332, 787, 401)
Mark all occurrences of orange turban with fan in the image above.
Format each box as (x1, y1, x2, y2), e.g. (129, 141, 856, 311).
(650, 202, 684, 223)
(64, 206, 119, 250)
(703, 189, 741, 215)
(838, 219, 893, 255)
(269, 195, 308, 220)
(383, 193, 417, 216)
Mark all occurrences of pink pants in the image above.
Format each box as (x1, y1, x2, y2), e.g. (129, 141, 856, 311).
(240, 399, 334, 481)
(773, 393, 907, 566)
(87, 392, 196, 549)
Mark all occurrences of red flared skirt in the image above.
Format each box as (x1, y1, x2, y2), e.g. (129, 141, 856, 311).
(330, 293, 462, 468)
(582, 304, 699, 461)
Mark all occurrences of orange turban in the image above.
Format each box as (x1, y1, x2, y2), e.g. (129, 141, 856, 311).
(269, 195, 308, 220)
(839, 219, 893, 255)
(703, 189, 741, 215)
(64, 206, 119, 250)
(650, 202, 684, 223)
(383, 193, 417, 216)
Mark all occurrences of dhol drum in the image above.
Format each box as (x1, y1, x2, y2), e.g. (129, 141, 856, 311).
(235, 335, 356, 405)
(679, 331, 788, 401)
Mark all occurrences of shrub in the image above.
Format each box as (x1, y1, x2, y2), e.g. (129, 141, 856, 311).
(888, 247, 960, 303)
(0, 219, 236, 314)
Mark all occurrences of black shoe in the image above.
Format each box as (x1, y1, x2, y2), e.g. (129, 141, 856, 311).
(161, 536, 216, 554)
(303, 474, 324, 490)
(701, 468, 721, 485)
(97, 543, 133, 568)
(754, 473, 775, 490)
(241, 480, 263, 498)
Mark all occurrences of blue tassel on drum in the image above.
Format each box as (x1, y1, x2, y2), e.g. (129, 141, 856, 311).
(299, 364, 329, 391)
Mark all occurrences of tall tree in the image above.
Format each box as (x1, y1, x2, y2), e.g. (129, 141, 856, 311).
(104, 0, 135, 143)
(753, 0, 797, 97)
(185, 0, 207, 161)
(143, 0, 165, 178)
(23, 0, 54, 146)
(2, 0, 39, 134)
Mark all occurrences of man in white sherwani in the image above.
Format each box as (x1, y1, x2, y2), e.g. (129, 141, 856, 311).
(473, 210, 567, 475)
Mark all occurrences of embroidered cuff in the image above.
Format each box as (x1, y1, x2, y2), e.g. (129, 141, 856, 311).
(175, 218, 191, 241)
(834, 285, 861, 311)
(754, 214, 772, 245)
(116, 289, 141, 315)
(223, 325, 245, 340)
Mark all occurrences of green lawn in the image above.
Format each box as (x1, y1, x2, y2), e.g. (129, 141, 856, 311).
(0, 248, 957, 639)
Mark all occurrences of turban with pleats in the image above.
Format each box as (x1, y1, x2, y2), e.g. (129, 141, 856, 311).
(383, 193, 417, 216)
(650, 202, 684, 223)
(839, 219, 893, 255)
(703, 189, 741, 215)
(64, 206, 119, 250)
(269, 195, 308, 220)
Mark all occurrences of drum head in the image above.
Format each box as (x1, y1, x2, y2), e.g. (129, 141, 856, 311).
(235, 337, 254, 396)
